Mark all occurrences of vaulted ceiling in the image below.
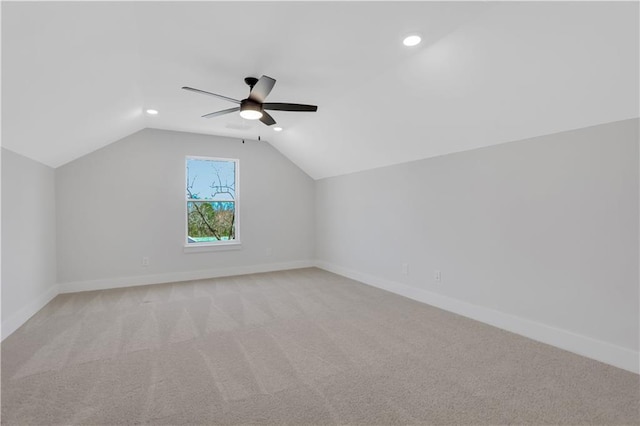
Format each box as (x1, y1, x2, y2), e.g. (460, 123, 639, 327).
(2, 2, 638, 179)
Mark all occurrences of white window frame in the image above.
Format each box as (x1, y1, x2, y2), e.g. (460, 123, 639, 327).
(184, 155, 241, 252)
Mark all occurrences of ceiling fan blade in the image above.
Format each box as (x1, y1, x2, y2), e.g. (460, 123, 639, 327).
(248, 75, 276, 103)
(182, 86, 241, 104)
(263, 103, 318, 112)
(260, 111, 276, 126)
(202, 107, 240, 119)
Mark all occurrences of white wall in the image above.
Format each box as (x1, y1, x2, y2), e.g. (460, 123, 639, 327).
(1, 148, 58, 338)
(4, 119, 639, 373)
(316, 119, 639, 371)
(55, 129, 315, 289)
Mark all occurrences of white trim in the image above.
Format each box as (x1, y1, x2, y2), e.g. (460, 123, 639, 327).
(58, 260, 314, 294)
(2, 284, 59, 341)
(314, 260, 640, 374)
(183, 242, 242, 253)
(7, 261, 636, 374)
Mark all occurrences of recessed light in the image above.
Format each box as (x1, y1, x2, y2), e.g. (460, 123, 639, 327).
(146, 109, 159, 115)
(273, 127, 283, 132)
(403, 34, 422, 47)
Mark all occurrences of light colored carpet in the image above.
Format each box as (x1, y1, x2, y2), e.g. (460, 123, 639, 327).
(1, 267, 638, 425)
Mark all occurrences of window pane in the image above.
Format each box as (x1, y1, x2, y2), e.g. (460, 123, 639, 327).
(187, 201, 235, 243)
(186, 158, 235, 201)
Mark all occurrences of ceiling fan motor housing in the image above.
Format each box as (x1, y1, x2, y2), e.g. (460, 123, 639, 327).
(239, 98, 263, 119)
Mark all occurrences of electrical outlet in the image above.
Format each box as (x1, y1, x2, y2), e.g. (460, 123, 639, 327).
(142, 256, 150, 267)
(401, 263, 409, 275)
(434, 270, 442, 282)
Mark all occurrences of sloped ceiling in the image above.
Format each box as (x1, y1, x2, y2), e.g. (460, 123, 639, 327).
(2, 2, 638, 179)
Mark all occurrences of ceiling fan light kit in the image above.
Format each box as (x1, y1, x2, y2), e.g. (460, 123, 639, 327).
(239, 99, 263, 120)
(182, 75, 317, 127)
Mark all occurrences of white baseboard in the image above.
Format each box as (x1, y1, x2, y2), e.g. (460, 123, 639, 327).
(58, 260, 315, 294)
(3, 261, 313, 341)
(2, 284, 59, 341)
(7, 260, 638, 374)
(314, 260, 639, 374)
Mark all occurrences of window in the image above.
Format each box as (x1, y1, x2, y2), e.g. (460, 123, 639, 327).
(185, 156, 239, 246)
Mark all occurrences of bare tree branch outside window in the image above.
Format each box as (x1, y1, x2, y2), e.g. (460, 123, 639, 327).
(186, 159, 237, 243)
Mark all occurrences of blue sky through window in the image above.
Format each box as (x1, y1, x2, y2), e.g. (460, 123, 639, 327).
(186, 158, 235, 201)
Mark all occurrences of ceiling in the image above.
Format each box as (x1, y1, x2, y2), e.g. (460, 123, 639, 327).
(2, 1, 638, 179)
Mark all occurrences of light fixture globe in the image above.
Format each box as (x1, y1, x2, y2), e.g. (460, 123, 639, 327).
(239, 99, 263, 120)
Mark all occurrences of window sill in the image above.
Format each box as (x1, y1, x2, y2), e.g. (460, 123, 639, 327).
(183, 241, 242, 253)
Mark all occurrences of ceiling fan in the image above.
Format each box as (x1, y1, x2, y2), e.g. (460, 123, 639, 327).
(182, 75, 318, 126)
